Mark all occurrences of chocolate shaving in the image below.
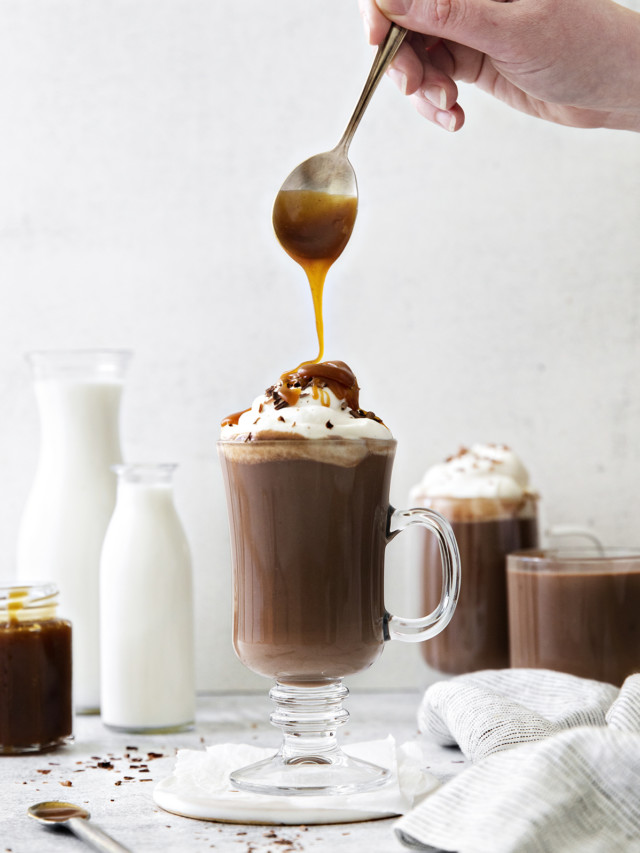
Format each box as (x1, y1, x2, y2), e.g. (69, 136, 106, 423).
(354, 408, 384, 424)
(446, 446, 469, 462)
(326, 420, 334, 429)
(272, 391, 289, 410)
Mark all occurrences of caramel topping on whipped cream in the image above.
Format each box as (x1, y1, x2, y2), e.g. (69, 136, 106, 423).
(221, 360, 390, 441)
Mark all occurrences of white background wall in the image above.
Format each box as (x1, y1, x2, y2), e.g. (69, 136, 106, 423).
(0, 1, 638, 692)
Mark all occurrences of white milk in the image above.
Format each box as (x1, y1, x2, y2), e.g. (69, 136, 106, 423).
(16, 351, 130, 713)
(99, 465, 195, 732)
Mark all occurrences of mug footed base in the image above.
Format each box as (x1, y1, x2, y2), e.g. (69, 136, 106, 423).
(229, 749, 391, 797)
(229, 679, 391, 797)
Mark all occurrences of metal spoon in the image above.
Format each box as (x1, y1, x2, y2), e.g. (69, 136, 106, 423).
(28, 801, 132, 853)
(274, 22, 407, 211)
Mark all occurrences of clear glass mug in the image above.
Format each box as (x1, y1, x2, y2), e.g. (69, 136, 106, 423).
(507, 548, 640, 686)
(218, 437, 461, 796)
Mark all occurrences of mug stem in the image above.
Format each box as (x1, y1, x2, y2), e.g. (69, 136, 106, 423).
(229, 680, 391, 796)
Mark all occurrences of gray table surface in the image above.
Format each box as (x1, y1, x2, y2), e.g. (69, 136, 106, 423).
(1, 690, 467, 853)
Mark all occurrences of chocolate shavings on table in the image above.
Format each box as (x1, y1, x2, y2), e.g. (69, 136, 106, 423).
(47, 749, 167, 790)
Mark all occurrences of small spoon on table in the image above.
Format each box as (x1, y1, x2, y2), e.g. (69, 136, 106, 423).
(28, 801, 132, 853)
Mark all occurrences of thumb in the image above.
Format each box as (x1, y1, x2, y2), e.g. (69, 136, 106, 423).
(375, 0, 511, 53)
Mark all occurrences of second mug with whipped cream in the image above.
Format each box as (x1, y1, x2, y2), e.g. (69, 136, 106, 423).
(411, 444, 539, 674)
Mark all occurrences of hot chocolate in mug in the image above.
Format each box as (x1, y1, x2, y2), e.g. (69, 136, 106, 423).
(508, 547, 640, 686)
(218, 436, 461, 796)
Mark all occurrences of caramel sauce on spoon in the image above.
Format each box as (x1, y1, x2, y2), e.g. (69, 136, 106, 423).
(272, 189, 357, 364)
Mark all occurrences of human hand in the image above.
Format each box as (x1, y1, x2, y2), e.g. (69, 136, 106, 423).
(359, 0, 640, 131)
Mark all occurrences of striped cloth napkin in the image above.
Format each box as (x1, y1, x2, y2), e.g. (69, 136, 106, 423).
(395, 669, 640, 852)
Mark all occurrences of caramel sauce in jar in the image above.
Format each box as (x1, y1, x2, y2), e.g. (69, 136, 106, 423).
(272, 189, 357, 363)
(0, 584, 72, 754)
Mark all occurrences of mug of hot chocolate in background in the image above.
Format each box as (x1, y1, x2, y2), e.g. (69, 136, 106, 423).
(417, 495, 539, 675)
(507, 549, 640, 686)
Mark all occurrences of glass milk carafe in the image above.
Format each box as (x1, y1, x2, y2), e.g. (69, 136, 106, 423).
(100, 464, 195, 733)
(16, 350, 131, 713)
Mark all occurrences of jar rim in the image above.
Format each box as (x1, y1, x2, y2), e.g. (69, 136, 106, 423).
(0, 583, 59, 621)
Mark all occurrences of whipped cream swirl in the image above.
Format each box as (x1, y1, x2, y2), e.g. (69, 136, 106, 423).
(221, 361, 392, 441)
(411, 444, 534, 501)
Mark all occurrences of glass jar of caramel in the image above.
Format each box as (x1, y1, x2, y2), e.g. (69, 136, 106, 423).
(0, 583, 72, 754)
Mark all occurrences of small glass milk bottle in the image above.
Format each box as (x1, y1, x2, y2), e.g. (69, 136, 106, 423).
(99, 464, 195, 732)
(16, 349, 131, 713)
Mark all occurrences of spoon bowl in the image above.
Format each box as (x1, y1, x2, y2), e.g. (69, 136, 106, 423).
(29, 801, 132, 853)
(279, 148, 357, 198)
(29, 801, 90, 823)
(275, 23, 406, 209)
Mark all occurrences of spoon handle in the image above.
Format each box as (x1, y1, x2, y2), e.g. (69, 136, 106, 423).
(337, 23, 407, 153)
(67, 817, 133, 853)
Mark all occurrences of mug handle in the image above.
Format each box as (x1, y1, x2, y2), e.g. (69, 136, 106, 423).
(545, 524, 604, 553)
(384, 507, 461, 643)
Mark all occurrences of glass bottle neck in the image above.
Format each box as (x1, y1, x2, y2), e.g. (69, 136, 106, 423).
(26, 349, 131, 381)
(33, 379, 124, 468)
(113, 466, 179, 511)
(114, 464, 178, 486)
